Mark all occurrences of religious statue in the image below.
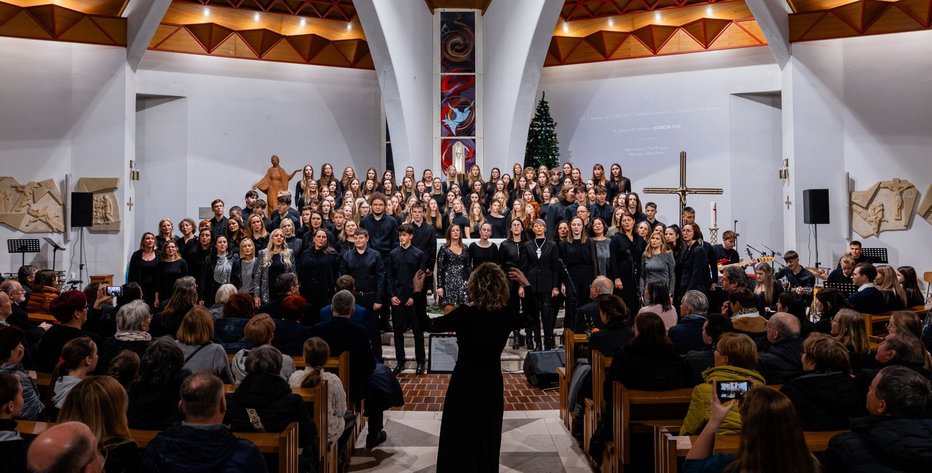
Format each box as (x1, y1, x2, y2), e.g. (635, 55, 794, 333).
(881, 177, 912, 220)
(850, 178, 918, 238)
(452, 141, 467, 174)
(252, 155, 300, 218)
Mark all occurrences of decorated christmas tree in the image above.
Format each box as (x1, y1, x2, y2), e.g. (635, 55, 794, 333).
(524, 92, 560, 169)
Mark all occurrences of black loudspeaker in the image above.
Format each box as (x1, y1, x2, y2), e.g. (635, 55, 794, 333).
(71, 192, 93, 228)
(803, 189, 830, 225)
(523, 349, 565, 389)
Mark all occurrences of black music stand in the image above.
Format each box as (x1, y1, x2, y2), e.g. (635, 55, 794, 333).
(43, 237, 65, 272)
(7, 239, 40, 268)
(862, 248, 888, 264)
(824, 281, 857, 297)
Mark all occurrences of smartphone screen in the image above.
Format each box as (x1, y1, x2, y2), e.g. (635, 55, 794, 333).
(105, 285, 123, 297)
(716, 381, 750, 401)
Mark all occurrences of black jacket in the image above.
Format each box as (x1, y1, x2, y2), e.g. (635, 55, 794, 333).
(128, 373, 187, 431)
(759, 337, 805, 384)
(0, 419, 27, 473)
(386, 245, 427, 301)
(781, 371, 863, 431)
(199, 253, 242, 306)
(339, 247, 385, 299)
(847, 286, 888, 315)
(822, 417, 932, 473)
(309, 317, 376, 403)
(225, 373, 315, 451)
(272, 319, 312, 356)
(523, 238, 560, 295)
(360, 214, 398, 257)
(669, 313, 708, 355)
(297, 246, 340, 302)
(140, 423, 268, 473)
(678, 241, 711, 294)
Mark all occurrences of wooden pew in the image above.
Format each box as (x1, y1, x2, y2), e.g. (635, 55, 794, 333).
(559, 329, 589, 430)
(656, 427, 842, 473)
(583, 350, 613, 465)
(17, 420, 300, 473)
(612, 382, 694, 472)
(863, 306, 928, 338)
(27, 312, 57, 325)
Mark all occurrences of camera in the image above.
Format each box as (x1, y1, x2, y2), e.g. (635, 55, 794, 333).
(716, 380, 750, 401)
(105, 285, 123, 297)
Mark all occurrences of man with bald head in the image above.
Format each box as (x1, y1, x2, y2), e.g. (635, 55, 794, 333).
(27, 421, 102, 473)
(572, 276, 614, 333)
(758, 312, 805, 384)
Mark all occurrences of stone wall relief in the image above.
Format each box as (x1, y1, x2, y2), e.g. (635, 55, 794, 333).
(76, 178, 120, 232)
(0, 177, 64, 233)
(850, 178, 920, 238)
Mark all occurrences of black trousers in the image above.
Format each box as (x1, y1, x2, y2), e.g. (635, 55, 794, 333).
(392, 303, 425, 365)
(356, 292, 382, 363)
(525, 293, 555, 349)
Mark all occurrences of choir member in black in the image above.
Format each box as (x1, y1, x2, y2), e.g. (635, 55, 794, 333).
(155, 219, 180, 252)
(711, 230, 740, 268)
(337, 220, 357, 255)
(409, 202, 437, 331)
(468, 223, 499, 267)
(607, 163, 631, 202)
(177, 218, 198, 262)
(339, 229, 386, 361)
(301, 211, 334, 249)
(625, 192, 647, 223)
(826, 255, 855, 284)
(559, 217, 598, 332)
(225, 217, 245, 257)
(436, 225, 471, 310)
(269, 193, 300, 231)
(425, 198, 447, 238)
(246, 213, 269, 252)
(486, 199, 508, 238)
(447, 198, 468, 234)
(253, 229, 295, 305)
(297, 229, 340, 320)
(127, 232, 159, 307)
(677, 223, 711, 304)
(773, 250, 815, 300)
(278, 219, 303, 256)
(753, 262, 783, 316)
(500, 220, 529, 349)
(184, 229, 212, 293)
(208, 199, 228, 239)
(295, 165, 315, 209)
(643, 202, 663, 231)
(523, 219, 561, 351)
(154, 240, 188, 309)
(199, 235, 241, 307)
(387, 224, 428, 375)
(608, 212, 645, 317)
(362, 193, 398, 332)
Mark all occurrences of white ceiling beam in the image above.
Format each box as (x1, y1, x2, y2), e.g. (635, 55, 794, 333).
(123, 0, 172, 72)
(745, 0, 792, 69)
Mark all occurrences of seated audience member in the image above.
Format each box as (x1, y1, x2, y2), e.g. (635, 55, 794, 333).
(589, 312, 690, 463)
(106, 350, 140, 390)
(720, 266, 751, 293)
(572, 276, 613, 333)
(175, 306, 234, 384)
(149, 276, 198, 338)
(0, 280, 45, 357)
(318, 275, 367, 327)
(588, 294, 632, 357)
(811, 288, 851, 334)
(214, 293, 256, 353)
(781, 333, 862, 431)
(875, 265, 908, 311)
(27, 421, 104, 473)
(776, 291, 810, 336)
(0, 372, 27, 472)
(638, 281, 678, 330)
(24, 269, 60, 314)
(272, 294, 313, 356)
(49, 337, 98, 410)
(141, 373, 268, 473)
(847, 263, 886, 314)
(833, 308, 875, 371)
(0, 326, 44, 420)
(684, 386, 819, 473)
(822, 366, 932, 473)
(669, 290, 709, 355)
(726, 288, 767, 350)
(231, 314, 295, 384)
(827, 255, 855, 284)
(897, 265, 926, 308)
(58, 376, 139, 472)
(96, 300, 151, 375)
(17, 265, 37, 305)
(310, 290, 386, 450)
(89, 283, 143, 339)
(128, 337, 188, 430)
(35, 290, 98, 372)
(681, 333, 765, 435)
(225, 346, 317, 467)
(290, 337, 348, 445)
(258, 273, 301, 320)
(685, 313, 734, 385)
(870, 331, 931, 378)
(759, 312, 805, 384)
(208, 284, 238, 321)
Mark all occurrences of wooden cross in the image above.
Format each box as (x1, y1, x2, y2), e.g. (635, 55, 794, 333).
(643, 151, 723, 227)
(126, 197, 133, 211)
(784, 195, 792, 210)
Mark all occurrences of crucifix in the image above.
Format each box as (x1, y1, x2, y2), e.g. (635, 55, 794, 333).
(126, 197, 133, 211)
(643, 151, 723, 228)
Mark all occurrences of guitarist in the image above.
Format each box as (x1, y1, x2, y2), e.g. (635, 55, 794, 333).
(774, 250, 815, 303)
(711, 231, 740, 267)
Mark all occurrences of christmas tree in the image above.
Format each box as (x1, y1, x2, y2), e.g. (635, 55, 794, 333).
(524, 92, 560, 169)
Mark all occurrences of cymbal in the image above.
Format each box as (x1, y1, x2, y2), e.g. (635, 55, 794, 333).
(806, 267, 828, 279)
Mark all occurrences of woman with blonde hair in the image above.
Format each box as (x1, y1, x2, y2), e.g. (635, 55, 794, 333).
(753, 262, 783, 315)
(59, 375, 139, 472)
(246, 213, 269, 251)
(832, 308, 874, 370)
(875, 264, 907, 311)
(428, 262, 524, 471)
(175, 306, 233, 383)
(156, 218, 180, 251)
(640, 230, 675, 296)
(253, 229, 294, 305)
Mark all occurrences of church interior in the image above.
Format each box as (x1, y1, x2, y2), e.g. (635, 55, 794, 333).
(0, 1, 931, 472)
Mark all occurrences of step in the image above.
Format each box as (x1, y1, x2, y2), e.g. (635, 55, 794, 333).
(380, 327, 567, 348)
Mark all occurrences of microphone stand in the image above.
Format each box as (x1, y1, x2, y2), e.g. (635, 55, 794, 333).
(558, 257, 580, 337)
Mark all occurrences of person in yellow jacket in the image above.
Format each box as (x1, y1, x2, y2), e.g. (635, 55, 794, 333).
(680, 332, 766, 435)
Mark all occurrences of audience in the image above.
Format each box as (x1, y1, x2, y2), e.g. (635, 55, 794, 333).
(637, 282, 677, 330)
(897, 265, 926, 308)
(213, 293, 256, 353)
(0, 325, 44, 420)
(0, 372, 27, 472)
(572, 276, 614, 333)
(141, 373, 268, 472)
(669, 290, 709, 355)
(587, 294, 632, 357)
(289, 337, 348, 445)
(811, 288, 850, 334)
(758, 312, 805, 384)
(49, 336, 98, 410)
(875, 264, 908, 311)
(127, 337, 188, 430)
(58, 375, 139, 472)
(231, 314, 295, 384)
(780, 333, 862, 430)
(685, 313, 733, 385)
(96, 300, 152, 375)
(822, 366, 932, 472)
(27, 421, 104, 473)
(848, 263, 886, 314)
(832, 308, 875, 371)
(870, 331, 930, 378)
(24, 269, 60, 314)
(175, 306, 234, 384)
(681, 333, 765, 435)
(35, 291, 98, 373)
(106, 350, 140, 390)
(725, 288, 767, 350)
(149, 276, 198, 338)
(272, 294, 313, 356)
(208, 284, 238, 320)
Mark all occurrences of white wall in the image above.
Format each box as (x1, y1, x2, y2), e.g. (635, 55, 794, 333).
(788, 31, 932, 272)
(0, 37, 131, 281)
(540, 47, 782, 242)
(135, 51, 382, 229)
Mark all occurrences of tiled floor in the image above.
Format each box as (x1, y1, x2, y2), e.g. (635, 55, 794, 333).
(395, 372, 559, 411)
(349, 410, 591, 473)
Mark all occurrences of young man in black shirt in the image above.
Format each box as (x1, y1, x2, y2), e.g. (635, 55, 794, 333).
(208, 199, 228, 239)
(338, 229, 385, 361)
(387, 224, 427, 375)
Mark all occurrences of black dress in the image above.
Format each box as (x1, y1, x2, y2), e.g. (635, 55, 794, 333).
(467, 242, 499, 267)
(608, 232, 645, 315)
(559, 238, 598, 329)
(429, 305, 525, 472)
(154, 259, 188, 304)
(127, 250, 159, 306)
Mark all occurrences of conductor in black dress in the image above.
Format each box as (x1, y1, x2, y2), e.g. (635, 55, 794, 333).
(428, 262, 526, 472)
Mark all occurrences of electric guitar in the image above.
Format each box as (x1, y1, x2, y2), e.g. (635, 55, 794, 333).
(717, 256, 775, 272)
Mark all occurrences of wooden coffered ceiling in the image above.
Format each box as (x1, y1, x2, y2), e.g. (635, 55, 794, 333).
(0, 0, 127, 46)
(787, 0, 932, 42)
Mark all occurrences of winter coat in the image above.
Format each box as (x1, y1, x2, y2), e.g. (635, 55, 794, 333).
(758, 337, 805, 384)
(680, 365, 766, 435)
(140, 423, 268, 473)
(224, 373, 316, 455)
(822, 417, 932, 473)
(780, 371, 864, 431)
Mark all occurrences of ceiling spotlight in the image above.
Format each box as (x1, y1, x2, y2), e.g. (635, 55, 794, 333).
(706, 6, 713, 15)
(347, 22, 352, 31)
(203, 7, 210, 17)
(300, 18, 306, 27)
(254, 12, 260, 22)
(654, 12, 661, 22)
(607, 18, 614, 27)
(562, 21, 569, 33)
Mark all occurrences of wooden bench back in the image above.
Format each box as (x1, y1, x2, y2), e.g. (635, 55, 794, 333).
(590, 350, 613, 417)
(863, 306, 928, 338)
(612, 382, 694, 467)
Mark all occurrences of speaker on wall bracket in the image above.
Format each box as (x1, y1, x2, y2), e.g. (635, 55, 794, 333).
(70, 192, 93, 228)
(803, 189, 829, 269)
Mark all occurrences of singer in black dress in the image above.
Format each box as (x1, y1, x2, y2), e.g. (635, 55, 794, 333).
(608, 212, 645, 316)
(428, 262, 525, 472)
(559, 217, 598, 331)
(523, 219, 561, 350)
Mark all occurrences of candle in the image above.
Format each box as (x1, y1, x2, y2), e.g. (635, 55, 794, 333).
(711, 201, 717, 227)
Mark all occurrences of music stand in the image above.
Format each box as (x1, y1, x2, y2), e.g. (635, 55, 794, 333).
(862, 248, 889, 264)
(43, 237, 65, 272)
(7, 239, 40, 267)
(824, 281, 857, 297)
